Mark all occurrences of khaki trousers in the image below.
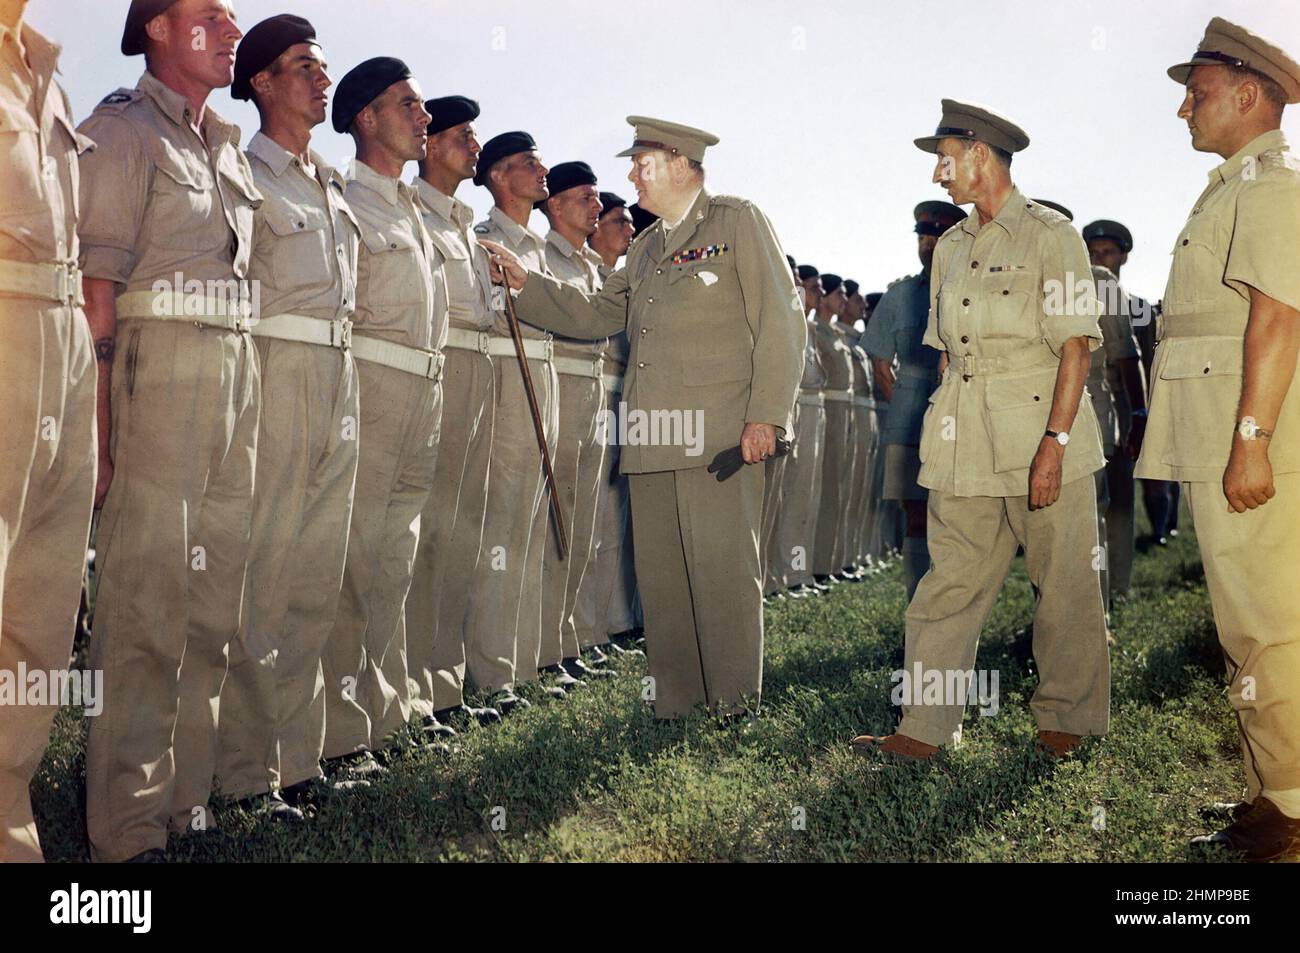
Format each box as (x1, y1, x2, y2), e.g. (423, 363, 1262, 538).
(1187, 474, 1300, 798)
(406, 345, 495, 714)
(0, 300, 96, 863)
(629, 463, 764, 718)
(815, 401, 851, 575)
(574, 386, 639, 645)
(217, 339, 358, 799)
(321, 358, 440, 757)
(775, 401, 825, 587)
(1105, 451, 1135, 597)
(539, 372, 605, 667)
(87, 321, 259, 862)
(846, 404, 878, 564)
(899, 475, 1110, 748)
(464, 351, 556, 693)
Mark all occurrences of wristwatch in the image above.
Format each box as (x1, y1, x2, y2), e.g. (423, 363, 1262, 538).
(1237, 416, 1273, 441)
(1045, 429, 1070, 446)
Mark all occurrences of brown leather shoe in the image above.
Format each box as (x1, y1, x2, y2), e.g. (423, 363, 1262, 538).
(1192, 797, 1300, 862)
(850, 733, 939, 761)
(1036, 730, 1084, 757)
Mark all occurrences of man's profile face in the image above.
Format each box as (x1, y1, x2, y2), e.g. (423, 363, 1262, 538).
(1178, 65, 1244, 155)
(799, 275, 822, 311)
(259, 42, 330, 128)
(592, 206, 634, 257)
(552, 184, 602, 237)
(629, 150, 676, 216)
(932, 138, 977, 206)
(1087, 237, 1126, 276)
(428, 120, 480, 181)
(152, 0, 242, 90)
(364, 78, 430, 162)
(497, 149, 549, 203)
(823, 286, 846, 315)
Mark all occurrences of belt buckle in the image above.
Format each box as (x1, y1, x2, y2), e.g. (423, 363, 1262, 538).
(960, 353, 975, 378)
(429, 350, 445, 382)
(477, 330, 490, 355)
(542, 339, 554, 363)
(55, 262, 78, 305)
(337, 320, 353, 350)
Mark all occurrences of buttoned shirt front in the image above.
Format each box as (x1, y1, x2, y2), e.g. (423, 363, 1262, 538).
(473, 205, 551, 341)
(546, 229, 606, 361)
(78, 71, 261, 292)
(412, 177, 495, 333)
(863, 272, 942, 446)
(919, 187, 1104, 497)
(345, 158, 446, 352)
(1137, 129, 1300, 483)
(246, 133, 358, 324)
(0, 22, 92, 268)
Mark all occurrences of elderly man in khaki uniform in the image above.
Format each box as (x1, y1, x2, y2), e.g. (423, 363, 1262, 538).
(1138, 19, 1300, 861)
(0, 3, 96, 863)
(319, 58, 446, 765)
(405, 96, 502, 731)
(78, 0, 261, 863)
(853, 100, 1109, 762)
(484, 116, 804, 719)
(537, 162, 618, 682)
(778, 265, 828, 598)
(213, 16, 363, 822)
(465, 131, 563, 710)
(810, 273, 855, 585)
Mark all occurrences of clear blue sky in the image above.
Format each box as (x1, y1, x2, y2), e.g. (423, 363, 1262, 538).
(29, 0, 1300, 302)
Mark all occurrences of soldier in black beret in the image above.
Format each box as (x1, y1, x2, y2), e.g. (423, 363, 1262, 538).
(473, 130, 542, 188)
(331, 56, 415, 135)
(589, 192, 635, 277)
(230, 13, 316, 102)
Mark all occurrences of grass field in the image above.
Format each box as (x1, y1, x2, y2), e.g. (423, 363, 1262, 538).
(32, 505, 1248, 862)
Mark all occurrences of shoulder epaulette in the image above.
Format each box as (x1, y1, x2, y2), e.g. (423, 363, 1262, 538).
(94, 88, 142, 112)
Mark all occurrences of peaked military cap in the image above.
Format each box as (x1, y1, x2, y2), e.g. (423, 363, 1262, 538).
(1032, 198, 1074, 221)
(232, 14, 318, 102)
(1082, 219, 1133, 254)
(474, 131, 537, 187)
(121, 0, 181, 56)
(617, 116, 719, 163)
(425, 95, 480, 135)
(914, 200, 967, 235)
(536, 161, 597, 209)
(332, 57, 413, 134)
(1168, 17, 1300, 103)
(914, 99, 1030, 155)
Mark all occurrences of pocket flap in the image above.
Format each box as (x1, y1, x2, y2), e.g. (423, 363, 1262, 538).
(1157, 342, 1241, 380)
(985, 368, 1053, 410)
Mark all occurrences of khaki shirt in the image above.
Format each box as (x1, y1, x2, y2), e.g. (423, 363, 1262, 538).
(345, 159, 446, 352)
(0, 22, 92, 268)
(545, 229, 605, 360)
(473, 206, 550, 341)
(246, 133, 358, 323)
(514, 189, 805, 472)
(812, 319, 854, 396)
(799, 317, 827, 392)
(411, 177, 495, 333)
(78, 71, 260, 292)
(1137, 129, 1300, 483)
(1086, 264, 1141, 454)
(841, 328, 873, 399)
(862, 273, 942, 446)
(919, 187, 1105, 498)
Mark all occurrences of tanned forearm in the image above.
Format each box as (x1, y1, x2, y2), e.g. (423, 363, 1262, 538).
(1046, 336, 1091, 433)
(83, 277, 118, 506)
(1237, 287, 1300, 432)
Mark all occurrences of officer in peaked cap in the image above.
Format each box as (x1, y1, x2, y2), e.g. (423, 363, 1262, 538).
(1140, 16, 1300, 860)
(854, 99, 1110, 763)
(482, 114, 804, 720)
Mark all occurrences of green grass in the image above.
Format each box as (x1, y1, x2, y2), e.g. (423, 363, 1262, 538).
(33, 505, 1247, 862)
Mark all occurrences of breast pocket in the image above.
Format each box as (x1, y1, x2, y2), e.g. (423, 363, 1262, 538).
(262, 200, 333, 287)
(360, 223, 426, 314)
(985, 368, 1054, 472)
(1155, 340, 1241, 468)
(979, 271, 1039, 341)
(1166, 231, 1226, 313)
(152, 148, 215, 249)
(0, 97, 43, 217)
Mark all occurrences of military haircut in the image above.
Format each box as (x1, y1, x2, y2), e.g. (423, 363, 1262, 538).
(1225, 63, 1288, 113)
(960, 138, 1013, 168)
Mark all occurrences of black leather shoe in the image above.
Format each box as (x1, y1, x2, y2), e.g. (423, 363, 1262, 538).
(606, 636, 646, 658)
(539, 682, 569, 699)
(436, 703, 502, 726)
(420, 714, 457, 739)
(543, 664, 585, 690)
(125, 848, 167, 863)
(322, 750, 386, 780)
(583, 645, 610, 666)
(564, 656, 616, 680)
(488, 689, 531, 715)
(237, 791, 305, 823)
(281, 776, 369, 808)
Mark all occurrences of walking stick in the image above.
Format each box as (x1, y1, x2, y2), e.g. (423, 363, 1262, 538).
(501, 286, 568, 559)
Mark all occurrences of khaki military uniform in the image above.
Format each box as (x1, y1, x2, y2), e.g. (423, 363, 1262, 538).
(842, 329, 879, 566)
(216, 134, 361, 800)
(464, 208, 558, 693)
(574, 330, 641, 644)
(78, 71, 262, 861)
(902, 189, 1109, 747)
(1136, 129, 1300, 804)
(1100, 274, 1142, 597)
(404, 177, 498, 715)
(321, 160, 445, 758)
(0, 22, 96, 863)
(515, 189, 804, 716)
(774, 318, 827, 588)
(539, 230, 607, 666)
(812, 319, 855, 575)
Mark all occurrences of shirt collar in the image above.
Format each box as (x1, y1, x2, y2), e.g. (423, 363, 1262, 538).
(959, 184, 1026, 240)
(248, 132, 338, 188)
(489, 204, 544, 248)
(348, 157, 406, 206)
(411, 176, 473, 228)
(138, 69, 238, 145)
(1212, 129, 1288, 184)
(546, 230, 579, 258)
(663, 187, 705, 232)
(1, 21, 60, 77)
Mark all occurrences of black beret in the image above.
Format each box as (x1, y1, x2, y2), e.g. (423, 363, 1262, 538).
(122, 0, 180, 56)
(425, 95, 480, 135)
(820, 273, 843, 295)
(843, 279, 860, 296)
(796, 264, 819, 281)
(1082, 219, 1133, 254)
(232, 15, 317, 102)
(473, 131, 537, 187)
(599, 191, 628, 217)
(332, 57, 413, 134)
(536, 161, 597, 209)
(1032, 198, 1074, 221)
(629, 203, 659, 236)
(866, 292, 884, 309)
(785, 253, 797, 269)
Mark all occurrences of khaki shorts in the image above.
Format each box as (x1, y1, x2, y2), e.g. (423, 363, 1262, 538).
(883, 443, 925, 501)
